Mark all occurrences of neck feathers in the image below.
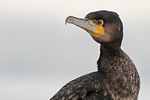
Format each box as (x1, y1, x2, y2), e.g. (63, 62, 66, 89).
(97, 44, 140, 100)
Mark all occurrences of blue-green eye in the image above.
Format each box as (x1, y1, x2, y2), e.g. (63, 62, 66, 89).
(97, 20, 102, 25)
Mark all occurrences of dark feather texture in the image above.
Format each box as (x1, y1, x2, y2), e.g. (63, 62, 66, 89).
(50, 10, 140, 100)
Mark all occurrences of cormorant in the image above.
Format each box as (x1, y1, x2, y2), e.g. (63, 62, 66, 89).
(50, 10, 140, 100)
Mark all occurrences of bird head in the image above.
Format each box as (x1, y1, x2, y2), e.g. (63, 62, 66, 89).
(65, 10, 123, 46)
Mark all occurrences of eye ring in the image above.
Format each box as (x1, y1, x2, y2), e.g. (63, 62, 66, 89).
(97, 19, 103, 25)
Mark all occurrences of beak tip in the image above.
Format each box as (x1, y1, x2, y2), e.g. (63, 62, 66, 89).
(65, 16, 70, 24)
(65, 21, 67, 25)
(65, 16, 76, 25)
(65, 16, 70, 25)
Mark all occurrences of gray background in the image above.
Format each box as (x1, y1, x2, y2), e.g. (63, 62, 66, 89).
(0, 0, 149, 100)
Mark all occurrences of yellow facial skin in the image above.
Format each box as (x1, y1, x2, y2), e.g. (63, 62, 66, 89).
(89, 19, 105, 36)
(66, 16, 105, 36)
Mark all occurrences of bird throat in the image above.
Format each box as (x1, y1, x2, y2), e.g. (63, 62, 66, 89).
(97, 44, 122, 73)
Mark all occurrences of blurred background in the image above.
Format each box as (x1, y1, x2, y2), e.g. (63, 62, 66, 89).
(0, 0, 150, 100)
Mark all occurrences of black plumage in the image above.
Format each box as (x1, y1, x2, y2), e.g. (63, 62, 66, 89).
(50, 10, 140, 100)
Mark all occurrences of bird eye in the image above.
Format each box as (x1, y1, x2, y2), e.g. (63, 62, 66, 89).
(97, 20, 103, 25)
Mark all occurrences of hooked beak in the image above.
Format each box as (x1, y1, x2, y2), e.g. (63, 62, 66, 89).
(65, 16, 105, 36)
